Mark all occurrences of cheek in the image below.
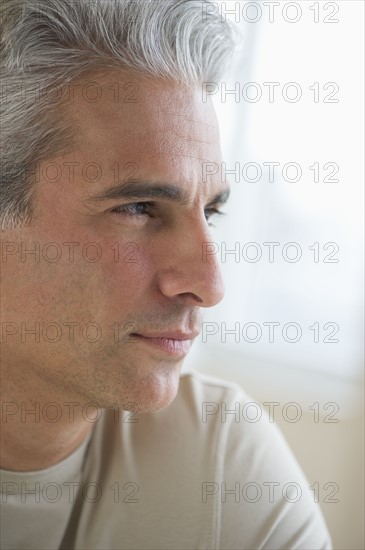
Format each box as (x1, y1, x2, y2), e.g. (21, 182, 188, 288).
(97, 241, 153, 302)
(3, 238, 154, 324)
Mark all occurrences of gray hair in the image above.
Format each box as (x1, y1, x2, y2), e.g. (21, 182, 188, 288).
(0, 0, 239, 229)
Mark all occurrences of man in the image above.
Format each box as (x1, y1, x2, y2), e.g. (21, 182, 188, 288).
(0, 1, 332, 548)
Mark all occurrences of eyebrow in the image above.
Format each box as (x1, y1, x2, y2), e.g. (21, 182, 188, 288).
(89, 181, 231, 207)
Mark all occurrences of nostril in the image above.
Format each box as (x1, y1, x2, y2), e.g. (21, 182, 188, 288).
(180, 292, 203, 304)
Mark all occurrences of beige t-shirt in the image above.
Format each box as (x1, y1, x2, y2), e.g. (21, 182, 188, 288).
(1, 372, 332, 549)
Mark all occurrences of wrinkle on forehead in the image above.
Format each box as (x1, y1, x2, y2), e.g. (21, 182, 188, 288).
(52, 69, 224, 203)
(67, 69, 220, 141)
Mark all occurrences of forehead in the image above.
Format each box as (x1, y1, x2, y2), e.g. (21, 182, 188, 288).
(64, 70, 223, 196)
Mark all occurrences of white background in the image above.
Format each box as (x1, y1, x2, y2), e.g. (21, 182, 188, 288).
(188, 0, 364, 381)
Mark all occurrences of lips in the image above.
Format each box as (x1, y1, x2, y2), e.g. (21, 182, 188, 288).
(132, 331, 199, 340)
(130, 331, 199, 357)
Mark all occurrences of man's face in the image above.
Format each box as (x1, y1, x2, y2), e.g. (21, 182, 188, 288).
(1, 71, 227, 413)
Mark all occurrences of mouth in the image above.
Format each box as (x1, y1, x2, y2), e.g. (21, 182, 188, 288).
(130, 331, 198, 357)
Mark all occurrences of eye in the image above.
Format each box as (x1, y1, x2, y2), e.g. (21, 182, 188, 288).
(111, 202, 225, 226)
(112, 202, 154, 217)
(204, 207, 225, 227)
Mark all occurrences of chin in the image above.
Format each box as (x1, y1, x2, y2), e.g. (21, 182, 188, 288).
(78, 352, 184, 414)
(134, 368, 181, 414)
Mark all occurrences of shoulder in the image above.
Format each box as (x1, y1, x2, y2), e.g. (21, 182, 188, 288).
(173, 369, 256, 413)
(158, 369, 262, 448)
(172, 371, 333, 550)
(168, 369, 279, 450)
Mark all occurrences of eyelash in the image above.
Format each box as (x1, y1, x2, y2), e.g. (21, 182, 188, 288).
(112, 202, 225, 225)
(112, 203, 153, 217)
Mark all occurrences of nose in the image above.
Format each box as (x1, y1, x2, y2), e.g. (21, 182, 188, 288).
(156, 221, 225, 307)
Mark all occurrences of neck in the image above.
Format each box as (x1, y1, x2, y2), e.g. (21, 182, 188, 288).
(1, 369, 97, 472)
